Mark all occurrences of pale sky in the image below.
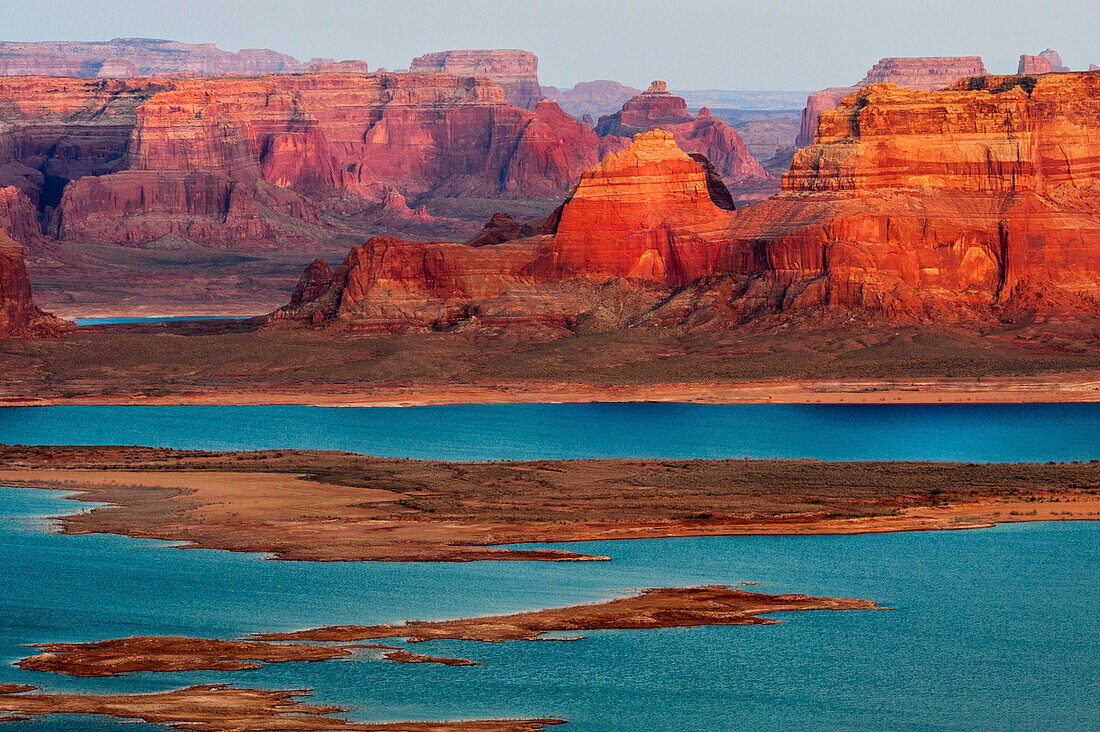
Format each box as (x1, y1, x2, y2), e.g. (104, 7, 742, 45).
(4, 0, 1097, 90)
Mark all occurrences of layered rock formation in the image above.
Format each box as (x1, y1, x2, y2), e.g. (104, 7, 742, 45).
(1017, 49, 1071, 75)
(541, 81, 641, 119)
(797, 56, 989, 146)
(595, 82, 769, 188)
(1018, 55, 1054, 75)
(277, 72, 1100, 332)
(529, 130, 736, 285)
(745, 72, 1100, 319)
(0, 230, 60, 336)
(0, 38, 303, 77)
(273, 130, 740, 330)
(0, 72, 599, 249)
(409, 50, 541, 109)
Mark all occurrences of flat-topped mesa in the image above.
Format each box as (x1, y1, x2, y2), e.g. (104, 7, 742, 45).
(797, 56, 989, 146)
(528, 130, 736, 286)
(306, 60, 370, 74)
(409, 49, 542, 109)
(859, 56, 989, 89)
(0, 38, 303, 77)
(596, 82, 769, 186)
(784, 72, 1100, 194)
(0, 72, 598, 249)
(1018, 55, 1054, 75)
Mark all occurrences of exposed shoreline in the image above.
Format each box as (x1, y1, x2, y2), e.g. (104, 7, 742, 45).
(1, 446, 1096, 562)
(15, 587, 880, 678)
(0, 684, 560, 731)
(4, 374, 1100, 407)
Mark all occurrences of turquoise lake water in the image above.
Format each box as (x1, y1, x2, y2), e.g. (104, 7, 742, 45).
(1, 403, 1098, 461)
(1, 488, 1097, 730)
(1, 403, 1098, 729)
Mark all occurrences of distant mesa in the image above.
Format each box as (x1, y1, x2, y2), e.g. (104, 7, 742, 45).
(0, 38, 304, 77)
(1018, 54, 1054, 75)
(542, 80, 642, 119)
(1039, 48, 1070, 72)
(595, 81, 771, 194)
(306, 59, 369, 74)
(797, 56, 989, 146)
(409, 48, 542, 109)
(1019, 49, 1070, 75)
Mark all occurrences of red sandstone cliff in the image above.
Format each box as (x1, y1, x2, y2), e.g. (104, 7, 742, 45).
(797, 56, 989, 146)
(409, 49, 542, 109)
(746, 72, 1100, 319)
(0, 72, 599, 249)
(0, 230, 61, 336)
(276, 72, 1100, 332)
(0, 38, 303, 77)
(595, 82, 770, 189)
(529, 130, 735, 286)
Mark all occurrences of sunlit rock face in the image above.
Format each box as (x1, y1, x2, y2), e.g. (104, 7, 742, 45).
(595, 81, 769, 188)
(276, 73, 1100, 332)
(797, 56, 990, 146)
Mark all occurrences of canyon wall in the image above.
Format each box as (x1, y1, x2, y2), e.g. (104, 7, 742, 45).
(409, 50, 542, 109)
(797, 56, 989, 146)
(277, 72, 1100, 332)
(0, 38, 304, 77)
(0, 230, 60, 336)
(0, 72, 600, 249)
(737, 72, 1100, 319)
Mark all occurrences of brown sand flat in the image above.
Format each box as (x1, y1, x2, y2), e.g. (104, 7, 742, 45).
(15, 587, 876, 677)
(0, 446, 1097, 562)
(257, 586, 881, 643)
(4, 323, 1100, 406)
(381, 651, 482, 666)
(17, 635, 481, 677)
(0, 684, 561, 731)
(17, 636, 356, 677)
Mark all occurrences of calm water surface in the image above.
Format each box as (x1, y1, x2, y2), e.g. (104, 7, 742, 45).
(1, 403, 1098, 461)
(1, 488, 1097, 730)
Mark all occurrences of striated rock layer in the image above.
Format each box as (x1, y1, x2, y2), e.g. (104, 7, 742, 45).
(0, 72, 599, 249)
(276, 72, 1100, 332)
(409, 49, 542, 109)
(0, 38, 304, 77)
(596, 81, 770, 190)
(0, 230, 62, 336)
(797, 56, 989, 146)
(530, 130, 736, 285)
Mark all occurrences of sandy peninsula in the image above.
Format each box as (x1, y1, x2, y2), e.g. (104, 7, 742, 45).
(0, 445, 1096, 562)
